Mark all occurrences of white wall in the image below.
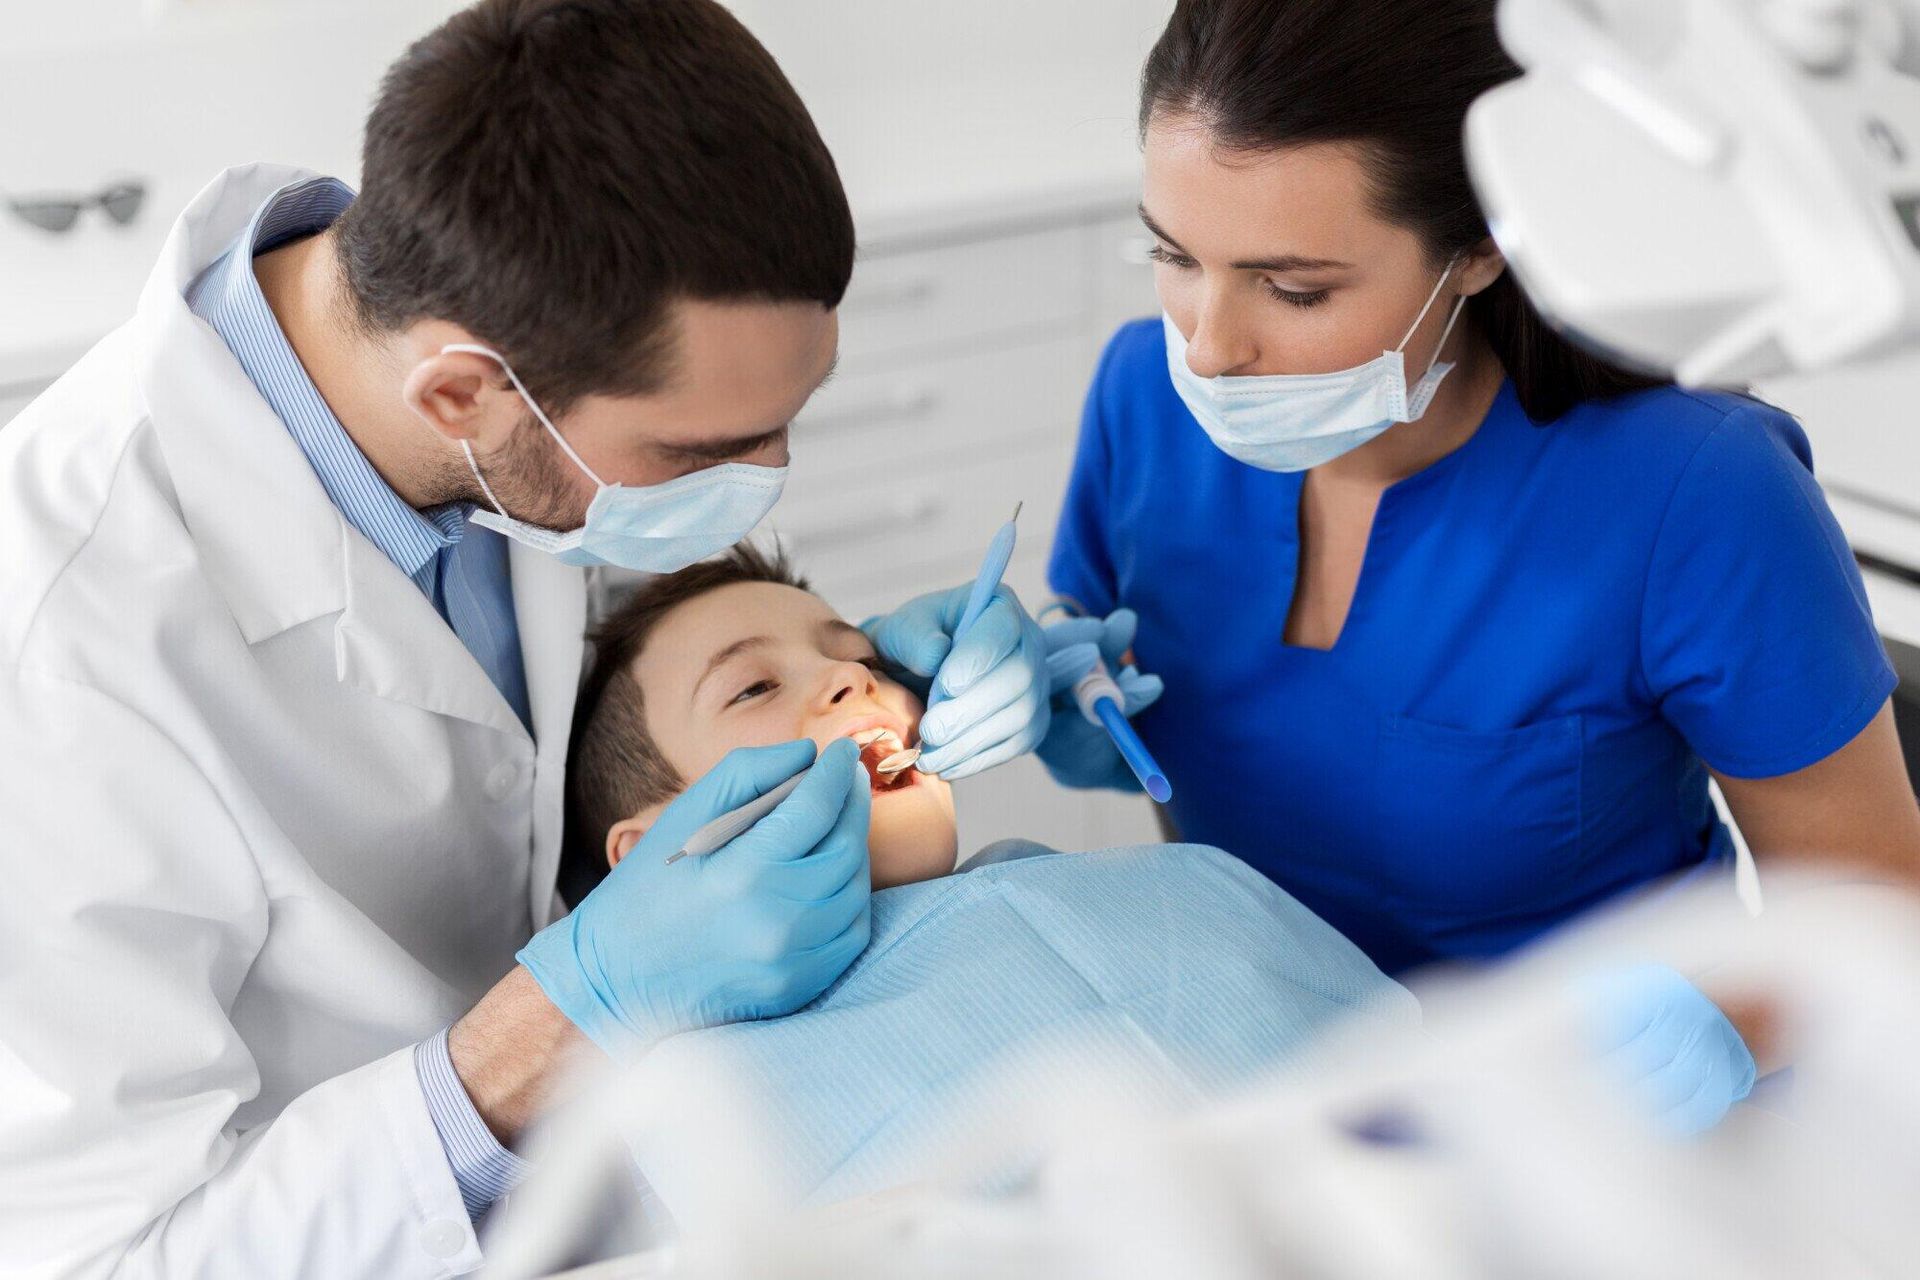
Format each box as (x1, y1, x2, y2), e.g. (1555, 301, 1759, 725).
(0, 0, 1169, 380)
(0, 0, 1167, 204)
(0, 0, 463, 194)
(0, 0, 466, 379)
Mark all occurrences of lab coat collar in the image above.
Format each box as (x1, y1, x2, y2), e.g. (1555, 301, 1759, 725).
(138, 165, 585, 743)
(514, 539, 586, 925)
(138, 163, 350, 647)
(333, 533, 529, 738)
(512, 540, 586, 761)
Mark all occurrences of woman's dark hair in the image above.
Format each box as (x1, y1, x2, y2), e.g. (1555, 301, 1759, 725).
(334, 0, 855, 415)
(1141, 0, 1665, 422)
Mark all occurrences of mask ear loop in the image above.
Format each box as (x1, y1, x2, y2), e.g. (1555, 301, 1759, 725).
(440, 344, 610, 520)
(1422, 295, 1470, 378)
(1394, 257, 1464, 361)
(460, 439, 513, 521)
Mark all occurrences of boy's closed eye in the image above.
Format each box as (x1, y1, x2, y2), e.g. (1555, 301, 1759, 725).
(726, 654, 890, 710)
(729, 678, 778, 706)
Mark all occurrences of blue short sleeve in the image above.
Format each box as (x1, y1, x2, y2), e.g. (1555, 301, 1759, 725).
(1640, 402, 1895, 778)
(1046, 328, 1130, 619)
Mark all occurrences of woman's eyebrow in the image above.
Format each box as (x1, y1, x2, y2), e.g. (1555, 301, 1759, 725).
(1233, 251, 1354, 272)
(1138, 204, 1352, 273)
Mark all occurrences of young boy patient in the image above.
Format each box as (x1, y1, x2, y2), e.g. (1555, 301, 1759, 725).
(564, 544, 1417, 1227)
(565, 544, 960, 901)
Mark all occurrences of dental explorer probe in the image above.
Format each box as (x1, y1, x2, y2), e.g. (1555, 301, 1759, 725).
(925, 500, 1023, 716)
(669, 504, 1023, 864)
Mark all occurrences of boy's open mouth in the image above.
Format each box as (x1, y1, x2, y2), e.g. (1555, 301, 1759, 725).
(850, 727, 919, 794)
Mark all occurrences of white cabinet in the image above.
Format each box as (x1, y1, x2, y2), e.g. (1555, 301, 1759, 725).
(833, 224, 1089, 367)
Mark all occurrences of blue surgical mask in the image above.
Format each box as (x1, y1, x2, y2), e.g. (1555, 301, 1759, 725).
(1164, 261, 1469, 473)
(442, 343, 787, 574)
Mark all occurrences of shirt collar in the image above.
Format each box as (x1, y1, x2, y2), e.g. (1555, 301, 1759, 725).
(192, 175, 468, 580)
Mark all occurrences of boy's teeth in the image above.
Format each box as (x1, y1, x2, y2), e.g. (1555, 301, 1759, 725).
(850, 728, 901, 748)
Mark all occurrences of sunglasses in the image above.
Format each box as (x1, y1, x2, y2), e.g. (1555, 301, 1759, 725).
(7, 181, 147, 234)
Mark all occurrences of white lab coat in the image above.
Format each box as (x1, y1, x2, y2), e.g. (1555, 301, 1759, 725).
(0, 165, 584, 1278)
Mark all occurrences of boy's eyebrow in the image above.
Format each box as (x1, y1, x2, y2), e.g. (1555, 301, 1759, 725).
(818, 618, 872, 650)
(692, 635, 771, 699)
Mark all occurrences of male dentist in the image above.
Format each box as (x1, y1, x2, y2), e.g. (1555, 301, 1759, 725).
(0, 1, 1050, 1275)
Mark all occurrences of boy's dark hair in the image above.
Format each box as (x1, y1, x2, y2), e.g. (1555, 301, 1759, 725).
(333, 0, 855, 414)
(561, 542, 809, 902)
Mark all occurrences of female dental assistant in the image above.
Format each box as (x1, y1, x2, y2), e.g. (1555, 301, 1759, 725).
(1041, 0, 1920, 1127)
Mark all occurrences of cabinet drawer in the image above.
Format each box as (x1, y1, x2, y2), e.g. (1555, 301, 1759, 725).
(792, 332, 1089, 479)
(838, 224, 1086, 365)
(764, 442, 1074, 613)
(808, 545, 1056, 637)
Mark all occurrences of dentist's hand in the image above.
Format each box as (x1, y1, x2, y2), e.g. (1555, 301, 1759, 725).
(517, 738, 871, 1057)
(865, 584, 1051, 781)
(1580, 964, 1757, 1136)
(1036, 607, 1165, 792)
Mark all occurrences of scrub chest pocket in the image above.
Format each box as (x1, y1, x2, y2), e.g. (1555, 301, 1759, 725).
(1373, 712, 1585, 922)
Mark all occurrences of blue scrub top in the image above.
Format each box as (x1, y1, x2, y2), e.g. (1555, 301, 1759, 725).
(1049, 318, 1895, 976)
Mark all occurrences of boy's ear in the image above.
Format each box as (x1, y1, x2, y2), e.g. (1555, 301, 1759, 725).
(606, 819, 648, 869)
(605, 805, 666, 869)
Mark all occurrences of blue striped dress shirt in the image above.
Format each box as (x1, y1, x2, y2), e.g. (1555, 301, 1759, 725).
(187, 175, 530, 1220)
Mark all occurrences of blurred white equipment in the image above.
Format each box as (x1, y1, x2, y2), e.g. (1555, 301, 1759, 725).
(1465, 0, 1920, 383)
(485, 876, 1920, 1280)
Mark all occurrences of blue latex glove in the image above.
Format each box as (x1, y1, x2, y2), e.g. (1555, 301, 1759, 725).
(1581, 963, 1757, 1136)
(518, 737, 872, 1057)
(1034, 607, 1165, 792)
(865, 584, 1051, 781)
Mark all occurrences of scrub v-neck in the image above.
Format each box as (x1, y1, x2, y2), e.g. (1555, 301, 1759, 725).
(1275, 395, 1502, 655)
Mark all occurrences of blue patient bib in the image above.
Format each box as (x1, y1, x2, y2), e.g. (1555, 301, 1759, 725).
(629, 842, 1417, 1215)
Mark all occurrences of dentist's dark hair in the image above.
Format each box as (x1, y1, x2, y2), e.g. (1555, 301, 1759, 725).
(334, 0, 854, 414)
(1141, 0, 1665, 423)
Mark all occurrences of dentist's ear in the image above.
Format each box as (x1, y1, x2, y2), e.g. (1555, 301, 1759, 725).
(402, 346, 511, 445)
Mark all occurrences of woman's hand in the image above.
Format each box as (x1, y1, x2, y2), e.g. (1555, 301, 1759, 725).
(1035, 608, 1165, 791)
(1580, 964, 1757, 1136)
